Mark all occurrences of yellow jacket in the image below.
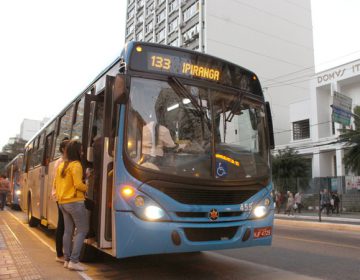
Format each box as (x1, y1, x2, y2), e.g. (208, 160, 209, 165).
(54, 161, 88, 204)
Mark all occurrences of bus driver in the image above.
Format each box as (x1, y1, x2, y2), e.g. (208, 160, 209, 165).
(141, 119, 177, 170)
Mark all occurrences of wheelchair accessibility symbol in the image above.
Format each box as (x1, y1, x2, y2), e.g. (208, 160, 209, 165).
(216, 161, 228, 178)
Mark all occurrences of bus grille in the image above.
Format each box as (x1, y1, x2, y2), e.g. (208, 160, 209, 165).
(184, 227, 239, 242)
(176, 211, 243, 218)
(162, 188, 258, 205)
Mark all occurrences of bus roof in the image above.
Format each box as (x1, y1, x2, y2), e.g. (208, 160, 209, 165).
(25, 42, 263, 148)
(124, 41, 263, 96)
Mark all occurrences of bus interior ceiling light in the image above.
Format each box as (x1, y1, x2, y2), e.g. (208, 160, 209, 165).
(144, 205, 165, 220)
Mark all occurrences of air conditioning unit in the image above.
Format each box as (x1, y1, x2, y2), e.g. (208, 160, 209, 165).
(191, 30, 199, 39)
(183, 34, 189, 42)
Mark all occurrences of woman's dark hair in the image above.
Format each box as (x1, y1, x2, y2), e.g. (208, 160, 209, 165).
(61, 140, 82, 178)
(59, 138, 69, 154)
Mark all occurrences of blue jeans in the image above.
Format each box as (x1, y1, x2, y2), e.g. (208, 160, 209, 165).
(59, 202, 89, 263)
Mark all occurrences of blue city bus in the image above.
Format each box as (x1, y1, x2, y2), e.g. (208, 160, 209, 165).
(5, 153, 23, 210)
(21, 42, 275, 259)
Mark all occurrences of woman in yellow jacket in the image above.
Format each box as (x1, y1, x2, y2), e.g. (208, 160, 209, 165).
(54, 140, 88, 271)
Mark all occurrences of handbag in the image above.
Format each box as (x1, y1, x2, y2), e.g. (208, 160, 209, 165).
(84, 197, 95, 210)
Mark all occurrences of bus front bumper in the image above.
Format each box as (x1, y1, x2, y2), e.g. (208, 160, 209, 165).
(114, 210, 274, 259)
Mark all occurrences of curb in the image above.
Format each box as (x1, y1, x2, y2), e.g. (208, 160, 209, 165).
(274, 218, 360, 232)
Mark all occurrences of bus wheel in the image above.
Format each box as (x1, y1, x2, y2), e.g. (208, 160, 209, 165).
(27, 196, 39, 227)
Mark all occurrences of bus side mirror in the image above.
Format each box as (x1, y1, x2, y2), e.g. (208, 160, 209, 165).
(113, 74, 126, 104)
(265, 102, 275, 149)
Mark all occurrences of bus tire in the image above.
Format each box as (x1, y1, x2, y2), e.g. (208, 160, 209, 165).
(27, 196, 39, 227)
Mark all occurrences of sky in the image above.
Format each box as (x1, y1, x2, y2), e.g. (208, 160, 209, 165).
(0, 0, 360, 150)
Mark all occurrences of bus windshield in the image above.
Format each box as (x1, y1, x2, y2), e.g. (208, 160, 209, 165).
(126, 77, 269, 181)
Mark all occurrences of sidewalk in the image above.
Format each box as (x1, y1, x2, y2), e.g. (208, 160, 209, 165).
(275, 211, 360, 225)
(0, 207, 84, 280)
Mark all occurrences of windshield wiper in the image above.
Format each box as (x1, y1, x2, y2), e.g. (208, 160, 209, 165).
(168, 77, 205, 117)
(225, 93, 243, 123)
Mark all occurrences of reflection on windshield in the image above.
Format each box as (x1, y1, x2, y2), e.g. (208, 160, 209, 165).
(126, 77, 269, 180)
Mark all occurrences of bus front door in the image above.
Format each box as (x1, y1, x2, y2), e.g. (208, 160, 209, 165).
(83, 75, 118, 250)
(83, 90, 111, 249)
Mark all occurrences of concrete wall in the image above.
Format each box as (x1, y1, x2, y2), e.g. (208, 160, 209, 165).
(206, 0, 315, 146)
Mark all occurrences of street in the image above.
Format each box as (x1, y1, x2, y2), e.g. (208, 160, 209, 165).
(1, 208, 359, 280)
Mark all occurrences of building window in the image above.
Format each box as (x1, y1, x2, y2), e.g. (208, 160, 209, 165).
(183, 1, 199, 22)
(169, 0, 178, 14)
(137, 13, 144, 24)
(138, 0, 144, 7)
(128, 8, 135, 20)
(168, 17, 179, 34)
(169, 38, 179, 47)
(157, 9, 166, 24)
(145, 21, 153, 34)
(293, 119, 310, 140)
(156, 28, 165, 42)
(146, 2, 154, 16)
(158, 0, 165, 5)
(126, 24, 134, 36)
(136, 30, 144, 41)
(182, 24, 199, 43)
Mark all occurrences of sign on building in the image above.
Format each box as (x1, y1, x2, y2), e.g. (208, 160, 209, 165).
(345, 176, 360, 190)
(331, 91, 352, 126)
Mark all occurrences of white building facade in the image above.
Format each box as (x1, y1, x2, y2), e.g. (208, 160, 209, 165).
(283, 59, 360, 179)
(20, 118, 49, 141)
(125, 0, 315, 147)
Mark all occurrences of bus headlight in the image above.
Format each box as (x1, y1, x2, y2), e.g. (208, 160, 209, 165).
(15, 190, 21, 196)
(144, 205, 165, 220)
(253, 206, 267, 218)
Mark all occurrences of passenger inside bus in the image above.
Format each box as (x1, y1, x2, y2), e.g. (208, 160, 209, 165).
(85, 125, 102, 239)
(141, 109, 178, 170)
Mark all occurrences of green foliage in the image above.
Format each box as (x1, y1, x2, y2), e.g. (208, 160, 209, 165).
(272, 147, 310, 193)
(1, 139, 27, 171)
(340, 106, 360, 175)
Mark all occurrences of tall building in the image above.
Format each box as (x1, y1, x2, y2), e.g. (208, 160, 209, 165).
(20, 118, 49, 141)
(125, 0, 315, 147)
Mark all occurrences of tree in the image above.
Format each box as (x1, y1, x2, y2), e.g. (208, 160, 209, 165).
(1, 138, 27, 171)
(340, 106, 360, 175)
(272, 147, 310, 193)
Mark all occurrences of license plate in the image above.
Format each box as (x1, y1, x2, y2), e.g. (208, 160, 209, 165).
(253, 226, 272, 239)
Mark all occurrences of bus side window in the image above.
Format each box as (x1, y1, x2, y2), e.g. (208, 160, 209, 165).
(23, 150, 29, 172)
(54, 105, 74, 158)
(44, 132, 54, 166)
(72, 97, 85, 142)
(37, 133, 45, 167)
(29, 144, 36, 170)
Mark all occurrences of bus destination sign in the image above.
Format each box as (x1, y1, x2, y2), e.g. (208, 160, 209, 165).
(129, 44, 263, 97)
(149, 52, 221, 81)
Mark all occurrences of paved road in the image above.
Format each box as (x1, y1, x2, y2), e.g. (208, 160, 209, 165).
(217, 221, 360, 280)
(2, 208, 360, 279)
